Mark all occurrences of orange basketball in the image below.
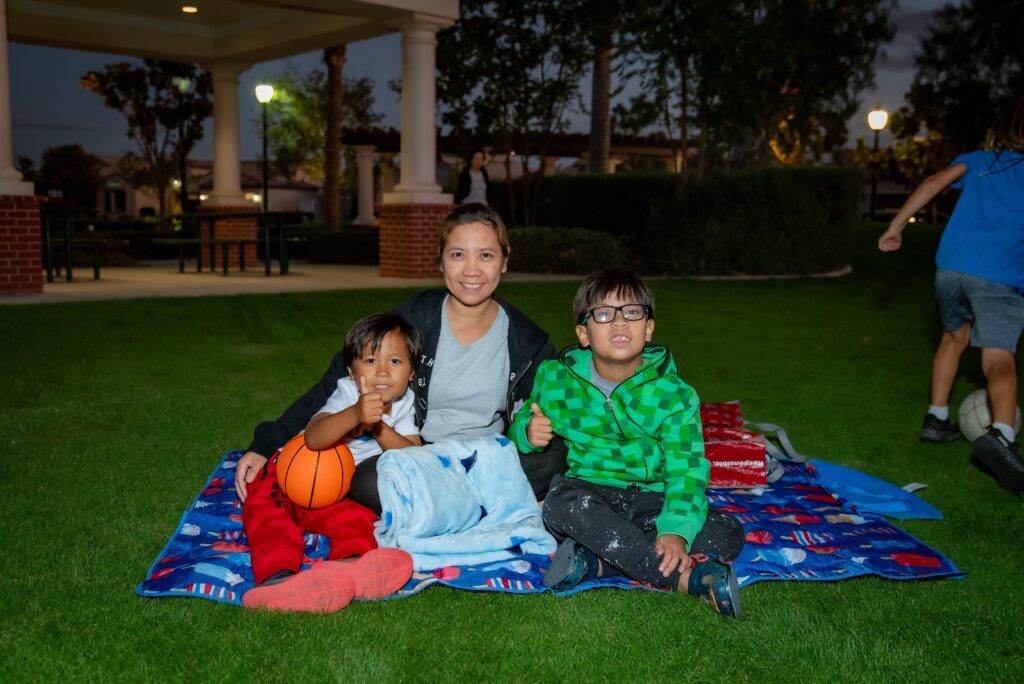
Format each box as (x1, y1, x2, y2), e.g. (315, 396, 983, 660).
(275, 434, 355, 509)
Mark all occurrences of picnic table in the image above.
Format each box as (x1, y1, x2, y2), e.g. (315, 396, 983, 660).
(41, 213, 128, 282)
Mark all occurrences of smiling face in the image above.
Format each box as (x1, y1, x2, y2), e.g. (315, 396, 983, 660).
(575, 292, 654, 382)
(440, 221, 508, 310)
(470, 151, 485, 171)
(345, 329, 415, 407)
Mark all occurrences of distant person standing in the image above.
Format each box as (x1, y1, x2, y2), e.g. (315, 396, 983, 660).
(455, 149, 491, 205)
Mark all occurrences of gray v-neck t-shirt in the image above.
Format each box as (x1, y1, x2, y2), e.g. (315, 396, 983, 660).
(420, 298, 511, 442)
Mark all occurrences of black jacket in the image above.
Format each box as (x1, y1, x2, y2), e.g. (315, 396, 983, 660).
(454, 167, 491, 205)
(247, 289, 556, 457)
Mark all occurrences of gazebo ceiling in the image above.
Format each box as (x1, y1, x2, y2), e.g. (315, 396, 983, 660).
(7, 0, 459, 64)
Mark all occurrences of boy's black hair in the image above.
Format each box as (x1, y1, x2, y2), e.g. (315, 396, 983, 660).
(343, 313, 423, 371)
(572, 269, 656, 324)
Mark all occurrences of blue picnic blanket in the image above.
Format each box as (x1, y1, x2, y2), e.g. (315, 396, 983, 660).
(136, 453, 963, 605)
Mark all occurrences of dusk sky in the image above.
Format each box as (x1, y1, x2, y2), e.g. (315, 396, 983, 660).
(9, 0, 948, 166)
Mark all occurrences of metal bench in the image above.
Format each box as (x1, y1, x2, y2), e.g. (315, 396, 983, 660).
(152, 237, 261, 275)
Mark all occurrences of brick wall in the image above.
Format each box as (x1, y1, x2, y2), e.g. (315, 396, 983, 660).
(378, 203, 453, 278)
(0, 195, 45, 295)
(199, 206, 259, 269)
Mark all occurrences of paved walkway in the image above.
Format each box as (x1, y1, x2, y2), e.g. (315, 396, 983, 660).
(1, 261, 580, 305)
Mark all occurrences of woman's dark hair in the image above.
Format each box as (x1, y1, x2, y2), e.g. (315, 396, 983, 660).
(572, 269, 656, 324)
(466, 148, 486, 165)
(343, 313, 423, 371)
(437, 203, 510, 263)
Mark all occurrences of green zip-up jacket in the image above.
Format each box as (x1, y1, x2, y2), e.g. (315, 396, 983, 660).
(510, 344, 708, 543)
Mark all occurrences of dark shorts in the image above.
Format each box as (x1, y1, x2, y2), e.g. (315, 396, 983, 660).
(935, 269, 1024, 351)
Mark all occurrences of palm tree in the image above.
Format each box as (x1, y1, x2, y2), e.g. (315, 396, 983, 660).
(323, 45, 346, 232)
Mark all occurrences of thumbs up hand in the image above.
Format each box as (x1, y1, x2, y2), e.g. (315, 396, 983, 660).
(526, 402, 553, 448)
(355, 375, 384, 425)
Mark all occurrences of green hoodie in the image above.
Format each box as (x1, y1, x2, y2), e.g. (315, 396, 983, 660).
(511, 345, 708, 543)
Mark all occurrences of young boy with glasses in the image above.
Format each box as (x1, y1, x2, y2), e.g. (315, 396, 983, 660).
(510, 269, 745, 617)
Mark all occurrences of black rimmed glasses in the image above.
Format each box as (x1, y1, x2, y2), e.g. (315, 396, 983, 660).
(579, 303, 651, 324)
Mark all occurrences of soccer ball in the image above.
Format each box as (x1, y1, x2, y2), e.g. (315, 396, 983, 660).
(957, 389, 1023, 442)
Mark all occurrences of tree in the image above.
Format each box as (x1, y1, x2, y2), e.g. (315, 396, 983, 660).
(82, 60, 211, 224)
(323, 46, 346, 232)
(26, 145, 102, 208)
(437, 0, 589, 226)
(578, 0, 633, 174)
(258, 62, 383, 226)
(619, 1, 894, 175)
(899, 0, 1024, 155)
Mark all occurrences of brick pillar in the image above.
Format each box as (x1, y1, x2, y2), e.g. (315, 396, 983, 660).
(199, 207, 258, 269)
(378, 203, 453, 278)
(0, 195, 44, 295)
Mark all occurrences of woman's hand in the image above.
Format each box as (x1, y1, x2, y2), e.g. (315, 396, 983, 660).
(526, 402, 552, 448)
(234, 451, 267, 503)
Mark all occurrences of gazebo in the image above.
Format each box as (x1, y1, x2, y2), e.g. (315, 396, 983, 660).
(0, 0, 459, 294)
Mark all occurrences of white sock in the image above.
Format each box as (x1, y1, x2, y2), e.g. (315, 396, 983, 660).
(928, 405, 949, 420)
(992, 422, 1016, 442)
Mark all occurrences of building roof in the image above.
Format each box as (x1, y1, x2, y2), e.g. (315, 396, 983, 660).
(8, 1, 458, 63)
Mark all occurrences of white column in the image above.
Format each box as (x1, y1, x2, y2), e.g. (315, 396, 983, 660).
(205, 61, 249, 207)
(384, 15, 453, 205)
(352, 145, 377, 225)
(662, 153, 681, 173)
(0, 0, 33, 195)
(379, 153, 397, 195)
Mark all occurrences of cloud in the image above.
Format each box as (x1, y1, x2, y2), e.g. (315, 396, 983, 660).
(877, 9, 940, 73)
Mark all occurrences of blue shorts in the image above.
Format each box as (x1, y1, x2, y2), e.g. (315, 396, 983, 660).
(934, 269, 1024, 351)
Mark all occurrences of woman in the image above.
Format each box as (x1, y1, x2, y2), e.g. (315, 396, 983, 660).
(235, 203, 566, 511)
(454, 149, 490, 205)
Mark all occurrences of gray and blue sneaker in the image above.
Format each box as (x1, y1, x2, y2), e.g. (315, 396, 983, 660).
(543, 538, 600, 591)
(687, 554, 741, 618)
(920, 413, 961, 443)
(972, 428, 1024, 495)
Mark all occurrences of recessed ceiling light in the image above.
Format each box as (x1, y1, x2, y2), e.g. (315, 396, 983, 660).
(181, 5, 199, 14)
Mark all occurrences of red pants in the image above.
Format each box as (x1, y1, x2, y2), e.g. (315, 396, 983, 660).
(243, 457, 378, 585)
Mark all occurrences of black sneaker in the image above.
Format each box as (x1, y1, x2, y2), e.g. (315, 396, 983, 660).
(920, 413, 961, 443)
(687, 553, 741, 618)
(542, 538, 600, 591)
(972, 428, 1024, 495)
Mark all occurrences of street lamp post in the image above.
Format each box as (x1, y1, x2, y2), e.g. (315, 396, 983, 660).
(255, 84, 274, 275)
(867, 106, 889, 221)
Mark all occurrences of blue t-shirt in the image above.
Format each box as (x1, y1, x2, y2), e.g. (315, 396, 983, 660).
(935, 149, 1024, 288)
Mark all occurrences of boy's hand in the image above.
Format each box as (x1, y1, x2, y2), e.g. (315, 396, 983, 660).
(355, 376, 384, 425)
(235, 451, 267, 504)
(878, 225, 903, 252)
(655, 534, 692, 577)
(526, 403, 552, 448)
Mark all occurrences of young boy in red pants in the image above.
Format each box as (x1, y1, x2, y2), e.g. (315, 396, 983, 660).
(242, 314, 423, 612)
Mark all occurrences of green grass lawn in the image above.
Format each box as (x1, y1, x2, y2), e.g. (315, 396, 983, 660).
(1, 224, 1022, 681)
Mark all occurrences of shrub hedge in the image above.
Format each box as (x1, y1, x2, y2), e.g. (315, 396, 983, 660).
(307, 227, 379, 265)
(508, 227, 629, 275)
(493, 167, 862, 275)
(644, 167, 862, 275)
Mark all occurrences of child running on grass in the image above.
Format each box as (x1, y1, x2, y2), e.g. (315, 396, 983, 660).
(242, 314, 423, 612)
(878, 97, 1024, 495)
(510, 269, 745, 617)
